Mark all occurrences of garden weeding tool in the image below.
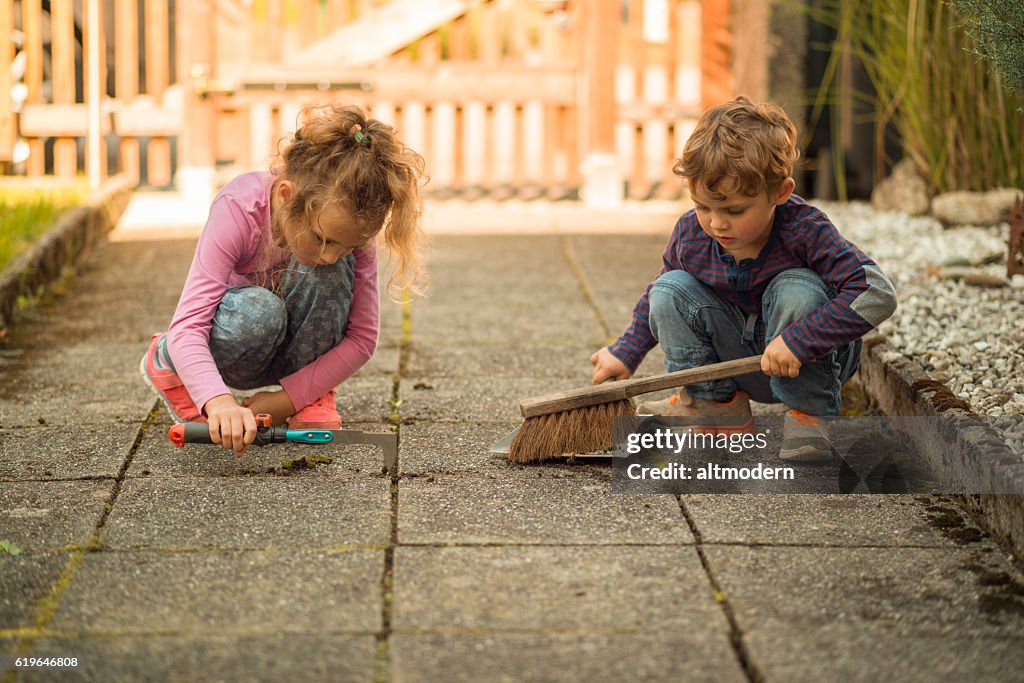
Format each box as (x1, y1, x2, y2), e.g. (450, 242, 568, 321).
(169, 413, 399, 471)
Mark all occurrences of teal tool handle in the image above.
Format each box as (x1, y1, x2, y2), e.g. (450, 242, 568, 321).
(168, 413, 333, 447)
(284, 429, 334, 444)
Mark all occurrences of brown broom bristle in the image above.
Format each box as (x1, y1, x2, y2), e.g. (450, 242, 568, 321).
(507, 399, 636, 463)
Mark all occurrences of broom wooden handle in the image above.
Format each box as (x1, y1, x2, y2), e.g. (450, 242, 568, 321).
(519, 355, 764, 418)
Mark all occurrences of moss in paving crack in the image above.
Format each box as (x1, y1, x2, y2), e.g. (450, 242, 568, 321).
(928, 510, 964, 528)
(925, 506, 988, 544)
(978, 593, 1024, 618)
(30, 550, 87, 631)
(277, 454, 333, 472)
(977, 570, 1014, 587)
(948, 527, 984, 544)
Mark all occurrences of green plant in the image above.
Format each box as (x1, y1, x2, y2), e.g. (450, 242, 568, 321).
(803, 0, 1024, 195)
(0, 184, 86, 272)
(951, 0, 1024, 102)
(0, 539, 22, 556)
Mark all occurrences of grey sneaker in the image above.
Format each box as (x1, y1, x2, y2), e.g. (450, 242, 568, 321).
(780, 410, 833, 462)
(637, 389, 754, 434)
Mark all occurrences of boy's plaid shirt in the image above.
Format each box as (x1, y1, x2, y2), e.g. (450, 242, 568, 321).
(609, 195, 897, 371)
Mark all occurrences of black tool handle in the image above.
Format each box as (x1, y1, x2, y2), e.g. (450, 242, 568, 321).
(168, 414, 288, 447)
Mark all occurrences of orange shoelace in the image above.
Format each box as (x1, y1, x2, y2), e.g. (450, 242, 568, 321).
(788, 410, 822, 427)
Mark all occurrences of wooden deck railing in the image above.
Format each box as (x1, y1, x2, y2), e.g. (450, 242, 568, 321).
(3, 0, 738, 201)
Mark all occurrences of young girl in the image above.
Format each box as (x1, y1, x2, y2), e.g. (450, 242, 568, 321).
(141, 103, 426, 456)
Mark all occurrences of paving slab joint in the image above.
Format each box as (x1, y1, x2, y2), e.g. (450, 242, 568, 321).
(676, 497, 766, 683)
(560, 235, 612, 340)
(7, 400, 160, 670)
(374, 291, 412, 680)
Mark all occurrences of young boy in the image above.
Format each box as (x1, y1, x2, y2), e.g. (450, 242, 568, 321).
(590, 96, 897, 461)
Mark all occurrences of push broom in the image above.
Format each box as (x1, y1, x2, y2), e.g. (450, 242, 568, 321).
(507, 355, 764, 463)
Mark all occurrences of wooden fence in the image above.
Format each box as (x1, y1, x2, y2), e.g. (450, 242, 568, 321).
(3, 0, 739, 200)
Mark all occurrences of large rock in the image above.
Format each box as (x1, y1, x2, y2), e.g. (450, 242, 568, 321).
(871, 158, 930, 215)
(931, 187, 1023, 227)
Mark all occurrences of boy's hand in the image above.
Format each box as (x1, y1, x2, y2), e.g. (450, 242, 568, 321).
(762, 336, 801, 377)
(590, 347, 633, 384)
(203, 394, 257, 457)
(241, 389, 296, 426)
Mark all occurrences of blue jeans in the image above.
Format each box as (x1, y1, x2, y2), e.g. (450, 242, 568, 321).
(207, 255, 357, 390)
(647, 268, 861, 416)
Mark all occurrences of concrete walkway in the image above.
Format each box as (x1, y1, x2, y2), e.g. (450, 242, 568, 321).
(1, 198, 1023, 682)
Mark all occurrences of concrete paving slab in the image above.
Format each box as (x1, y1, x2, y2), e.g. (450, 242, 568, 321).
(411, 237, 604, 343)
(422, 281, 587, 308)
(422, 235, 579, 289)
(22, 634, 378, 683)
(0, 343, 156, 428)
(404, 342, 599, 380)
(392, 546, 723, 632)
(398, 422, 525, 473)
(742, 626, 1024, 683)
(0, 481, 112, 550)
(379, 292, 404, 332)
(0, 424, 137, 480)
(398, 469, 693, 545)
(684, 494, 958, 547)
(413, 301, 605, 345)
(390, 632, 746, 683)
(103, 475, 390, 549)
(351, 341, 400, 378)
(5, 220, 1024, 680)
(50, 550, 383, 633)
(336, 377, 398, 424)
(9, 240, 193, 347)
(0, 392, 154, 430)
(399, 377, 579, 424)
(704, 545, 1024, 638)
(0, 552, 67, 629)
(566, 235, 668, 331)
(131, 419, 393, 476)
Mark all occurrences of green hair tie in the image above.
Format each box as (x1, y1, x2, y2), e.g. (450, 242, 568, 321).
(352, 125, 370, 147)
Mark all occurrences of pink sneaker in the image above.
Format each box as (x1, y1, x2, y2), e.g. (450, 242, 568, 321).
(289, 389, 341, 430)
(139, 333, 205, 423)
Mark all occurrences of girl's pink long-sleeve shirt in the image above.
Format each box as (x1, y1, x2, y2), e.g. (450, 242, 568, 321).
(165, 171, 379, 413)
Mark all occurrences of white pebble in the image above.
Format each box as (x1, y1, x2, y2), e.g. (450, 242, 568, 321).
(819, 201, 1023, 456)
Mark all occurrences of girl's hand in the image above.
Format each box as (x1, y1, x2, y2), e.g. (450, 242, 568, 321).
(203, 394, 257, 457)
(762, 336, 802, 377)
(241, 390, 296, 425)
(590, 347, 633, 384)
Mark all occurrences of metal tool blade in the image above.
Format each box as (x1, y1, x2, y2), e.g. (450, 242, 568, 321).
(328, 429, 399, 471)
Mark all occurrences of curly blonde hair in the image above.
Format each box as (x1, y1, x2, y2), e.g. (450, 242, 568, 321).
(673, 96, 800, 200)
(271, 103, 428, 297)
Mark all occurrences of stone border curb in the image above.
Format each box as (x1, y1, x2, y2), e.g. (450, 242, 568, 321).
(0, 174, 133, 336)
(854, 343, 1024, 559)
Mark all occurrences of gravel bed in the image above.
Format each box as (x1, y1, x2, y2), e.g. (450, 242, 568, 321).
(820, 201, 1024, 455)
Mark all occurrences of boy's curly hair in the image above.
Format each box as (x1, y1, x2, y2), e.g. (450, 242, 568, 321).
(673, 96, 800, 199)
